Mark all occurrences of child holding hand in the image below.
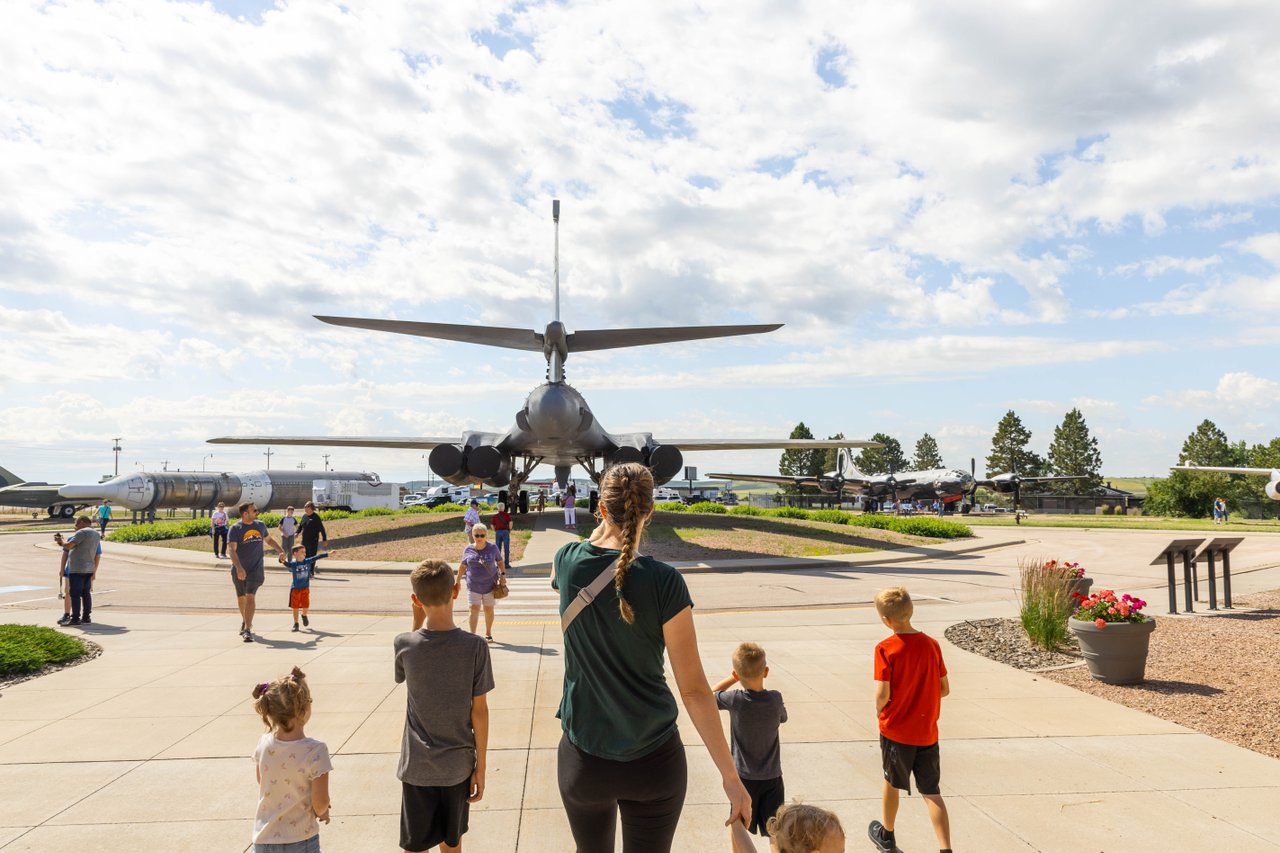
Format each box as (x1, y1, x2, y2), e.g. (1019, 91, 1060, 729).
(729, 802, 845, 853)
(251, 666, 332, 853)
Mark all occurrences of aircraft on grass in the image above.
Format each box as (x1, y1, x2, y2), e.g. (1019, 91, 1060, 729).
(210, 201, 879, 511)
(1171, 463, 1280, 500)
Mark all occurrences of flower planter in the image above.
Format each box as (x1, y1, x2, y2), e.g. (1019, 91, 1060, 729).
(1067, 577, 1093, 600)
(1069, 617, 1156, 685)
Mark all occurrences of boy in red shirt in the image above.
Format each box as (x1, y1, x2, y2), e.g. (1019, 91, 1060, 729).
(869, 586, 952, 853)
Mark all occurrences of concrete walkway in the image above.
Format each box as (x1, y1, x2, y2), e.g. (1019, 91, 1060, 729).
(2, 596, 1279, 851)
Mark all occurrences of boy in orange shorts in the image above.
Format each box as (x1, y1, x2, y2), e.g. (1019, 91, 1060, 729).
(281, 544, 332, 632)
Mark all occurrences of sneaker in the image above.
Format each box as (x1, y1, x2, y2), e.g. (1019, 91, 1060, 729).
(301, 614, 309, 627)
(292, 623, 300, 632)
(242, 631, 253, 643)
(57, 614, 71, 626)
(868, 820, 895, 853)
(80, 617, 91, 625)
(68, 618, 81, 626)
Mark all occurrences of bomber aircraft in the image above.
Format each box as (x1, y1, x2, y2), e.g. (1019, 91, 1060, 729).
(1171, 463, 1280, 501)
(0, 464, 81, 519)
(210, 201, 878, 510)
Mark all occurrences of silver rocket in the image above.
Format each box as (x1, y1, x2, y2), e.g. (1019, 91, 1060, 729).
(58, 470, 381, 513)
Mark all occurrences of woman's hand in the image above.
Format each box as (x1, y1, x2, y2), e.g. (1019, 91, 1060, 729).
(721, 773, 751, 828)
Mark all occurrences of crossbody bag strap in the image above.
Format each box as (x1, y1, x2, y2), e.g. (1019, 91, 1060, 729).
(560, 558, 619, 634)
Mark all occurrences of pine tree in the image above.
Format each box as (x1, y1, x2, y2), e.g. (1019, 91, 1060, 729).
(912, 433, 943, 470)
(854, 433, 908, 475)
(1179, 420, 1233, 466)
(1046, 408, 1103, 493)
(821, 433, 845, 474)
(985, 410, 1044, 476)
(778, 422, 824, 492)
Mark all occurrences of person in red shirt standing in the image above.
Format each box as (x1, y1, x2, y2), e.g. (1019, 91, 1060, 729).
(869, 586, 952, 853)
(490, 502, 513, 569)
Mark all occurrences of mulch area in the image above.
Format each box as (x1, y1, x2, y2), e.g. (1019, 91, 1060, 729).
(947, 591, 1280, 760)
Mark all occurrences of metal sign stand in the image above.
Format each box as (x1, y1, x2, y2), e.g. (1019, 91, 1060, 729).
(1192, 538, 1245, 610)
(1149, 539, 1205, 615)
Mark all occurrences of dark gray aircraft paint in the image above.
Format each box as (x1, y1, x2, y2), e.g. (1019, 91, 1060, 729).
(0, 465, 79, 518)
(209, 201, 878, 499)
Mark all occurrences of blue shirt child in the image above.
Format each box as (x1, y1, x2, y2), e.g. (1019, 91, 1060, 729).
(283, 553, 328, 590)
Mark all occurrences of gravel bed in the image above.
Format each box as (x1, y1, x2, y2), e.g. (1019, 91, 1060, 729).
(948, 592, 1280, 760)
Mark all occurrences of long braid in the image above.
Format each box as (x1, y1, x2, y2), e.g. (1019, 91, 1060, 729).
(603, 462, 654, 625)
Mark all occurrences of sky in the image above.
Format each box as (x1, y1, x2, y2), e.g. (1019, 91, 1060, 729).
(3, 0, 1280, 488)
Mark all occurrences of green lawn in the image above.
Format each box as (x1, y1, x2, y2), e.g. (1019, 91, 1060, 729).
(0, 625, 87, 677)
(961, 514, 1280, 533)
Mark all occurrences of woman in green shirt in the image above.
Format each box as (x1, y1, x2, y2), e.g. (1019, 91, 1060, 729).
(552, 462, 750, 852)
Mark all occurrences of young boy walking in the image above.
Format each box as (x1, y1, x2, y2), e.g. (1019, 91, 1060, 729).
(394, 560, 494, 853)
(869, 586, 952, 853)
(280, 545, 331, 632)
(712, 641, 788, 837)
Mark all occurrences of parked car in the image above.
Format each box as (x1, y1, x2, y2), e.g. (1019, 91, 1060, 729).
(713, 493, 739, 506)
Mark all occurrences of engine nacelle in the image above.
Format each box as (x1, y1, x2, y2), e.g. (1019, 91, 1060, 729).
(647, 444, 684, 485)
(428, 444, 473, 487)
(467, 446, 509, 481)
(606, 446, 645, 468)
(1266, 478, 1280, 501)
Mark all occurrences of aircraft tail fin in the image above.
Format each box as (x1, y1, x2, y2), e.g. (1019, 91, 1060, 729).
(0, 465, 23, 488)
(568, 324, 782, 352)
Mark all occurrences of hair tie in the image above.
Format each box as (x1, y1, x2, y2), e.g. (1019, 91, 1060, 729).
(257, 682, 269, 695)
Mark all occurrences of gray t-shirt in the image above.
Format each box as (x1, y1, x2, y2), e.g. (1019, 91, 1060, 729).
(65, 528, 101, 574)
(715, 687, 788, 780)
(229, 520, 269, 576)
(394, 627, 495, 786)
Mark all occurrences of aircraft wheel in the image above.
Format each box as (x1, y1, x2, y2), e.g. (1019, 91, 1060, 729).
(60, 505, 76, 519)
(518, 489, 529, 514)
(589, 490, 600, 515)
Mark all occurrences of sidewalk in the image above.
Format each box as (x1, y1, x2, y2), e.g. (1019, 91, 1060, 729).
(1, 599, 1278, 851)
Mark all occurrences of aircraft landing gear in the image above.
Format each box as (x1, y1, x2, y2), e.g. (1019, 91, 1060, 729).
(589, 490, 599, 515)
(518, 489, 529, 514)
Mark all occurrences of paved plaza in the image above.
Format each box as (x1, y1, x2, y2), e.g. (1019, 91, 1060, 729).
(2, 518, 1280, 851)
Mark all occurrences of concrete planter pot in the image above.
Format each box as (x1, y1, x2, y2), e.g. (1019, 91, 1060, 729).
(1069, 617, 1156, 685)
(1067, 577, 1093, 602)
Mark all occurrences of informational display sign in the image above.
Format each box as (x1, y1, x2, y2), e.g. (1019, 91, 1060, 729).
(683, 466, 697, 482)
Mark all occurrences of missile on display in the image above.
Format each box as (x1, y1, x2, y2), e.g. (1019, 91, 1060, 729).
(58, 470, 382, 514)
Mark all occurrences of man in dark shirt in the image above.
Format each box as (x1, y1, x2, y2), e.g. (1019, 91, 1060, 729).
(297, 500, 328, 573)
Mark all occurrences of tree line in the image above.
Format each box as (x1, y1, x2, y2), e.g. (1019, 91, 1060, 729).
(1145, 419, 1280, 517)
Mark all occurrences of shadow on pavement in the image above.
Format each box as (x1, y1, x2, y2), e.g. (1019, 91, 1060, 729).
(492, 642, 558, 657)
(76, 622, 129, 635)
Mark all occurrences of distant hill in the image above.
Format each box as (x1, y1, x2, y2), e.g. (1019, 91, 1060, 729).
(1103, 477, 1156, 496)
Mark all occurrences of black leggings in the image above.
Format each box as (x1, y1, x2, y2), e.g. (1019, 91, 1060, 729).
(557, 731, 687, 853)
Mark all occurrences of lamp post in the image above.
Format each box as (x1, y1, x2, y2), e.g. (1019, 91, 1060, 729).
(202, 454, 213, 471)
(112, 438, 122, 477)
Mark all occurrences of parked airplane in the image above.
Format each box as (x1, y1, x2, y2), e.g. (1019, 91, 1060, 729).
(0, 465, 80, 518)
(711, 449, 976, 504)
(210, 201, 879, 510)
(1171, 463, 1280, 500)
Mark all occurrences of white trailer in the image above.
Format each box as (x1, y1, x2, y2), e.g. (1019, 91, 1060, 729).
(419, 485, 473, 506)
(312, 479, 401, 511)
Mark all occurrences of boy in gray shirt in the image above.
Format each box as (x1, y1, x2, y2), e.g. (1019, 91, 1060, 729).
(394, 560, 494, 853)
(713, 642, 788, 836)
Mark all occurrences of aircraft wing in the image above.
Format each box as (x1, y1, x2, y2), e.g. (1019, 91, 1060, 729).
(1172, 465, 1277, 476)
(207, 436, 457, 450)
(663, 439, 882, 451)
(707, 472, 821, 488)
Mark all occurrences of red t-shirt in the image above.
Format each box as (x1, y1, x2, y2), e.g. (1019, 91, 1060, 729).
(490, 511, 511, 531)
(873, 631, 947, 746)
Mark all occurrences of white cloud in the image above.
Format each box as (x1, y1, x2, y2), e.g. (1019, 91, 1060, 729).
(1144, 371, 1280, 411)
(1115, 255, 1222, 278)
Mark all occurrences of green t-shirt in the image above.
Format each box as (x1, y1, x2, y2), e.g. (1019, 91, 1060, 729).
(552, 540, 694, 761)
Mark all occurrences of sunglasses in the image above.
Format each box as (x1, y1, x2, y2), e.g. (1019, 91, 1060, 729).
(474, 533, 487, 538)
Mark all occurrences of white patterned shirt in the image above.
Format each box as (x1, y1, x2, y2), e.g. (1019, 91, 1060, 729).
(252, 733, 332, 844)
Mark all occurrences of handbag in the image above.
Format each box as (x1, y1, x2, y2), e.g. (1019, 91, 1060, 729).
(493, 575, 510, 599)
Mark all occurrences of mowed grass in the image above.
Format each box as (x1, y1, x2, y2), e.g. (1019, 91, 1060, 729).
(962, 514, 1280, 533)
(0, 625, 87, 677)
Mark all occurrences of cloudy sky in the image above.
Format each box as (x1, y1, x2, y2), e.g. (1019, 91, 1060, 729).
(3, 0, 1279, 487)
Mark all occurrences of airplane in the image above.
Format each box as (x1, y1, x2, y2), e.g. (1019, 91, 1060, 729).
(1171, 463, 1280, 500)
(0, 464, 82, 519)
(209, 200, 880, 511)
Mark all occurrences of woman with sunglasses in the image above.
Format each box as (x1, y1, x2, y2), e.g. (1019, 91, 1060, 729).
(458, 523, 505, 642)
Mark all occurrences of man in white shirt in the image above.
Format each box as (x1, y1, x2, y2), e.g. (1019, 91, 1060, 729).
(463, 500, 481, 543)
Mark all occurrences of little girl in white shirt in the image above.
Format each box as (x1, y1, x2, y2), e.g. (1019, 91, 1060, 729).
(251, 666, 332, 853)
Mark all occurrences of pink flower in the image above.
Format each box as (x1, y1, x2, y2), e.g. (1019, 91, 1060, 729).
(1095, 618, 1107, 628)
(1107, 607, 1116, 614)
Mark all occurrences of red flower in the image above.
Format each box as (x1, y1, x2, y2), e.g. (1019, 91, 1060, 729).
(1094, 618, 1107, 628)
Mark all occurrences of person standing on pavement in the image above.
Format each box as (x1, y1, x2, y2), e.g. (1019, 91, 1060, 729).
(211, 502, 230, 558)
(464, 499, 482, 543)
(459, 524, 505, 642)
(297, 500, 328, 574)
(229, 502, 284, 643)
(96, 500, 111, 536)
(563, 484, 577, 529)
(58, 516, 100, 626)
(490, 502, 513, 570)
(279, 506, 298, 557)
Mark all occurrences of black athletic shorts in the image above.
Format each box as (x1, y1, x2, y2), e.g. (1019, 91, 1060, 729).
(400, 777, 471, 852)
(879, 734, 940, 795)
(741, 775, 785, 836)
(232, 569, 264, 597)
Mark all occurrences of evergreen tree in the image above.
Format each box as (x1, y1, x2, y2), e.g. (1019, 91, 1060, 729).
(1146, 421, 1259, 518)
(854, 433, 908, 475)
(985, 410, 1044, 476)
(778, 422, 824, 492)
(821, 433, 845, 474)
(1178, 420, 1233, 466)
(1046, 408, 1103, 493)
(912, 433, 943, 470)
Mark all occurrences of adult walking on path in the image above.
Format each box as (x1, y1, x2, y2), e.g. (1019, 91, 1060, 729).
(96, 501, 111, 536)
(297, 500, 328, 573)
(211, 502, 230, 558)
(229, 502, 284, 643)
(57, 516, 100, 626)
(551, 462, 750, 852)
(490, 502, 513, 569)
(464, 499, 482, 543)
(459, 523, 505, 642)
(563, 484, 577, 529)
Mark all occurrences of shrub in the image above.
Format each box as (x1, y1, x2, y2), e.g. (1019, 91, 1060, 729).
(688, 501, 727, 514)
(258, 512, 282, 527)
(402, 505, 435, 514)
(318, 510, 351, 520)
(728, 504, 764, 516)
(765, 506, 811, 520)
(1018, 558, 1074, 650)
(848, 514, 894, 530)
(356, 506, 395, 517)
(887, 518, 972, 539)
(429, 503, 466, 513)
(106, 522, 192, 543)
(655, 502, 687, 512)
(0, 625, 87, 676)
(575, 499, 589, 508)
(809, 509, 851, 525)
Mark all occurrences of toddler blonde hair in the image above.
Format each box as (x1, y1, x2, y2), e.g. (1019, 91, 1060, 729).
(767, 802, 842, 852)
(874, 586, 913, 623)
(733, 642, 768, 679)
(251, 666, 311, 733)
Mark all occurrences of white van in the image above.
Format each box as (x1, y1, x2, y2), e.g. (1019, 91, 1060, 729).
(653, 487, 681, 502)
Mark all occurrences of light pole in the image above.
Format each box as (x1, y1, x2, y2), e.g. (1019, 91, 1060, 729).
(202, 454, 213, 471)
(263, 448, 274, 469)
(112, 438, 122, 477)
(322, 454, 330, 472)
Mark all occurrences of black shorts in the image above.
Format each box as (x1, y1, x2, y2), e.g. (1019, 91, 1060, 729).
(879, 734, 940, 795)
(232, 570, 263, 597)
(741, 775, 784, 836)
(400, 777, 471, 852)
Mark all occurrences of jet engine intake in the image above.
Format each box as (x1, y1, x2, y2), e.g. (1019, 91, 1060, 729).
(428, 445, 473, 487)
(1266, 478, 1280, 501)
(467, 446, 511, 485)
(606, 446, 645, 468)
(647, 444, 684, 484)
